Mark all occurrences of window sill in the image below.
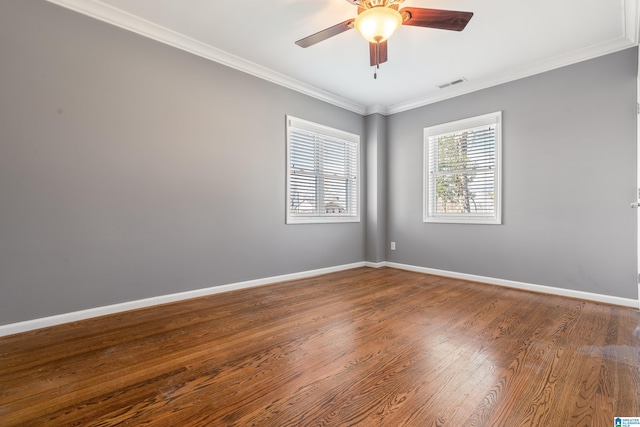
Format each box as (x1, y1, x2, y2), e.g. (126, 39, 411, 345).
(423, 216, 501, 225)
(287, 216, 361, 224)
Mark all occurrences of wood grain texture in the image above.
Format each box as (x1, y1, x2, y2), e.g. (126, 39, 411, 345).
(295, 19, 354, 48)
(1, 267, 638, 426)
(369, 41, 388, 66)
(400, 8, 473, 31)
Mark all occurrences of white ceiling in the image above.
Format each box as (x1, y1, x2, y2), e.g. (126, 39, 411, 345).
(48, 0, 639, 115)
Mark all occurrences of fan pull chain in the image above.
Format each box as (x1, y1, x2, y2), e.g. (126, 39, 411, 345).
(374, 40, 379, 79)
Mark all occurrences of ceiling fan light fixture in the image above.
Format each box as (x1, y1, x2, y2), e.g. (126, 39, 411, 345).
(354, 6, 402, 43)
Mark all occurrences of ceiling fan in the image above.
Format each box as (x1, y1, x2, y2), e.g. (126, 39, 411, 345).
(295, 0, 473, 78)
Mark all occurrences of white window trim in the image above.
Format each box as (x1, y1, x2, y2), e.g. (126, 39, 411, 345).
(423, 111, 502, 225)
(286, 116, 361, 224)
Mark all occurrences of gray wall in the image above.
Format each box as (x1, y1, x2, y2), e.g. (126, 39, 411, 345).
(0, 1, 637, 326)
(365, 114, 388, 263)
(387, 48, 638, 299)
(0, 0, 365, 324)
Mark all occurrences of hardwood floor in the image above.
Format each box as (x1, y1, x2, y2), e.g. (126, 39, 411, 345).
(1, 267, 638, 426)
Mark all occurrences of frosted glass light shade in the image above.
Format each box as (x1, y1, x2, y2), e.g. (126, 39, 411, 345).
(354, 6, 402, 43)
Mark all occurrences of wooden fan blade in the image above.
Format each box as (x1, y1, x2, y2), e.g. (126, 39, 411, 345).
(400, 8, 473, 31)
(369, 41, 388, 66)
(295, 19, 355, 48)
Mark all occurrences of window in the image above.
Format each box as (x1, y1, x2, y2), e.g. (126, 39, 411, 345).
(424, 111, 502, 224)
(286, 116, 360, 224)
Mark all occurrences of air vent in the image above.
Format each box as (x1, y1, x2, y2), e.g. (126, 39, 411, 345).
(437, 77, 467, 89)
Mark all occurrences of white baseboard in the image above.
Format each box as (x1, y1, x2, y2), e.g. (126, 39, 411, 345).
(2, 260, 637, 337)
(364, 261, 386, 268)
(384, 262, 640, 309)
(0, 262, 366, 337)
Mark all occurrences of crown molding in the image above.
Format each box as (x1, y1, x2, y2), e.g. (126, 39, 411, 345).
(386, 37, 637, 115)
(44, 0, 367, 115)
(364, 104, 389, 116)
(625, 0, 640, 45)
(388, 0, 639, 114)
(46, 0, 638, 117)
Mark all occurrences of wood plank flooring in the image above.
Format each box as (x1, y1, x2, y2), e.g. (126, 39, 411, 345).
(1, 267, 638, 426)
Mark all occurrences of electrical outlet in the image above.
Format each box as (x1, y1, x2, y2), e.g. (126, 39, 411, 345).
(390, 242, 396, 250)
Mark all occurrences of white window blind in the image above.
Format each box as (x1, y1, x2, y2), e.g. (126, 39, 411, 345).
(424, 112, 502, 224)
(286, 116, 360, 224)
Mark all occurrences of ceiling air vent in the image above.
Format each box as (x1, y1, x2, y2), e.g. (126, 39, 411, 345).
(437, 77, 467, 89)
